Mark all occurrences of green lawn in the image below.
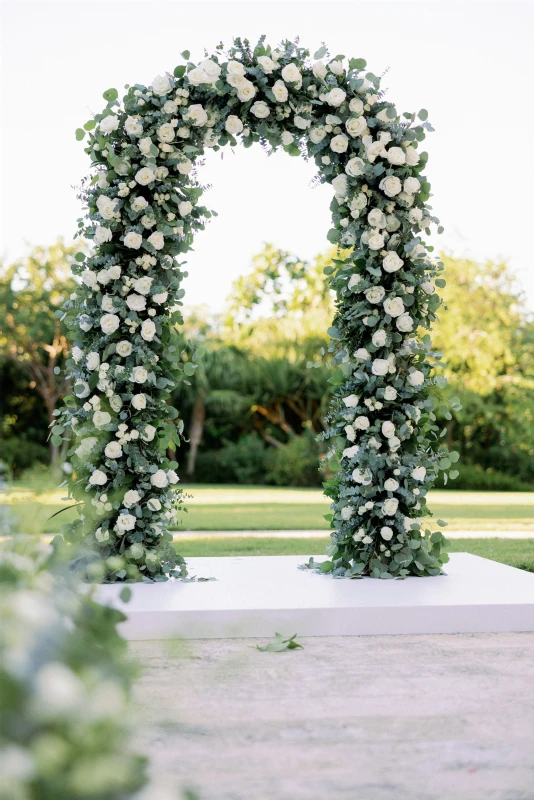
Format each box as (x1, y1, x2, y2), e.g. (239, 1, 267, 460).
(2, 479, 534, 534)
(173, 536, 534, 573)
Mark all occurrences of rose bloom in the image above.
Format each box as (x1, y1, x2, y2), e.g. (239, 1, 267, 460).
(383, 296, 405, 317)
(380, 526, 393, 541)
(372, 359, 389, 377)
(124, 231, 143, 249)
(379, 175, 402, 197)
(237, 80, 256, 102)
(372, 329, 387, 347)
(257, 55, 276, 73)
(312, 60, 327, 79)
(341, 505, 354, 521)
(142, 424, 156, 442)
(141, 319, 156, 341)
(383, 497, 399, 516)
(354, 415, 370, 430)
(134, 276, 153, 295)
(368, 231, 385, 251)
(348, 273, 362, 290)
(345, 157, 365, 177)
(329, 59, 344, 75)
(384, 478, 399, 492)
(150, 469, 168, 488)
(350, 192, 367, 218)
(227, 59, 245, 77)
(96, 195, 118, 220)
(138, 137, 152, 156)
(365, 286, 385, 304)
(176, 158, 193, 175)
(272, 80, 288, 103)
(281, 63, 301, 85)
(225, 115, 243, 135)
(352, 468, 372, 485)
(122, 490, 141, 508)
(183, 104, 208, 127)
(108, 265, 121, 280)
(152, 74, 171, 95)
(281, 131, 294, 145)
(346, 116, 367, 137)
(147, 498, 162, 511)
(99, 114, 119, 134)
(132, 394, 147, 410)
(332, 174, 348, 197)
(381, 421, 395, 438)
(117, 340, 132, 357)
(105, 441, 122, 459)
(89, 469, 108, 486)
(383, 252, 404, 273)
(158, 123, 175, 143)
(100, 314, 120, 334)
(133, 366, 148, 383)
(93, 411, 111, 427)
(94, 225, 112, 245)
(152, 291, 168, 304)
(251, 100, 270, 118)
(396, 313, 414, 332)
(386, 214, 401, 232)
(109, 395, 122, 412)
(132, 196, 148, 212)
(178, 200, 192, 217)
(343, 444, 360, 459)
(101, 296, 115, 313)
(71, 346, 84, 362)
(327, 87, 346, 107)
(384, 386, 397, 401)
(405, 146, 420, 166)
(309, 125, 326, 144)
(368, 208, 387, 228)
(404, 177, 421, 195)
(343, 394, 359, 408)
(366, 141, 385, 163)
(355, 348, 371, 360)
(386, 146, 406, 165)
(408, 370, 425, 387)
(421, 280, 435, 295)
(86, 351, 100, 371)
(135, 167, 155, 186)
(388, 436, 401, 452)
(116, 513, 136, 531)
(148, 231, 164, 250)
(126, 294, 146, 312)
(330, 134, 349, 153)
(349, 96, 364, 114)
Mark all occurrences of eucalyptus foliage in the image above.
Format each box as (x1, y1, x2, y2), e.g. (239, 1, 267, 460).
(57, 36, 456, 581)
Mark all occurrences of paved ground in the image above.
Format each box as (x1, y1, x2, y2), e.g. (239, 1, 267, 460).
(131, 632, 534, 800)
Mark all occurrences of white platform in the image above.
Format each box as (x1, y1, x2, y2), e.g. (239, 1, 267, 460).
(95, 553, 534, 640)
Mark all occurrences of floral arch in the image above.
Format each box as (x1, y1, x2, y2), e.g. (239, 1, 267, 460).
(56, 36, 456, 583)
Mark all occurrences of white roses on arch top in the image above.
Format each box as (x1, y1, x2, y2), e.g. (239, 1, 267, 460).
(58, 36, 452, 583)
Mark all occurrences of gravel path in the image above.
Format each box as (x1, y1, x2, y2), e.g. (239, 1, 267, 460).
(131, 632, 534, 800)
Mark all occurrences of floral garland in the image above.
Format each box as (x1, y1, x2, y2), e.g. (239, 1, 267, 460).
(56, 36, 457, 582)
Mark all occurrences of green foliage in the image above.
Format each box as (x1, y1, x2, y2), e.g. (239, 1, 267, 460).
(256, 632, 303, 651)
(219, 434, 268, 484)
(0, 437, 49, 476)
(265, 432, 324, 487)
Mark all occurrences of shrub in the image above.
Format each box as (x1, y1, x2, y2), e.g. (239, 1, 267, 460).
(266, 433, 324, 487)
(434, 463, 534, 492)
(218, 434, 268, 484)
(1, 437, 49, 476)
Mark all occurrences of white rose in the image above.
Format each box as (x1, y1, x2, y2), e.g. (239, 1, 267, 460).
(126, 294, 146, 312)
(151, 74, 171, 95)
(327, 88, 346, 107)
(330, 134, 349, 153)
(365, 286, 385, 304)
(343, 394, 359, 408)
(384, 386, 397, 401)
(93, 411, 111, 427)
(367, 209, 386, 228)
(148, 231, 164, 250)
(131, 196, 148, 212)
(379, 175, 402, 197)
(141, 424, 156, 442)
(74, 380, 90, 398)
(135, 167, 155, 186)
(386, 214, 401, 232)
(380, 526, 393, 541)
(332, 174, 348, 197)
(125, 116, 143, 136)
(411, 466, 427, 481)
(152, 291, 168, 304)
(398, 191, 415, 208)
(100, 114, 119, 134)
(116, 513, 136, 531)
(71, 346, 84, 363)
(89, 469, 108, 485)
(383, 497, 399, 516)
(354, 416, 370, 430)
(396, 313, 414, 332)
(117, 340, 132, 357)
(94, 225, 112, 245)
(348, 273, 362, 290)
(96, 195, 118, 220)
(183, 103, 208, 127)
(386, 147, 406, 165)
(383, 252, 404, 273)
(329, 59, 344, 76)
(141, 319, 156, 341)
(294, 115, 311, 130)
(167, 469, 179, 484)
(383, 297, 405, 318)
(105, 441, 122, 459)
(350, 192, 367, 218)
(150, 469, 168, 487)
(312, 60, 327, 79)
(281, 131, 294, 145)
(366, 141, 385, 163)
(79, 315, 93, 331)
(309, 125, 326, 144)
(381, 421, 395, 438)
(372, 359, 389, 377)
(138, 137, 153, 156)
(251, 100, 270, 119)
(345, 116, 367, 137)
(227, 60, 245, 77)
(225, 115, 244, 135)
(367, 231, 385, 251)
(134, 276, 153, 295)
(421, 280, 435, 295)
(100, 314, 120, 334)
(405, 146, 420, 166)
(109, 395, 122, 412)
(384, 478, 399, 492)
(157, 123, 175, 143)
(372, 329, 387, 347)
(271, 80, 288, 103)
(176, 159, 193, 175)
(147, 498, 162, 511)
(86, 352, 100, 371)
(408, 370, 425, 387)
(352, 468, 372, 485)
(132, 394, 147, 410)
(281, 63, 301, 86)
(199, 59, 221, 82)
(355, 348, 370, 361)
(163, 99, 178, 114)
(133, 366, 148, 383)
(342, 444, 360, 459)
(188, 66, 209, 86)
(349, 97, 364, 114)
(345, 157, 365, 177)
(124, 231, 143, 249)
(344, 424, 356, 442)
(404, 177, 421, 195)
(237, 80, 256, 102)
(256, 55, 275, 73)
(123, 490, 141, 508)
(388, 436, 401, 452)
(341, 505, 354, 521)
(178, 200, 192, 217)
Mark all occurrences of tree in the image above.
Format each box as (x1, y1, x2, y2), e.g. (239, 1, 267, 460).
(0, 240, 78, 463)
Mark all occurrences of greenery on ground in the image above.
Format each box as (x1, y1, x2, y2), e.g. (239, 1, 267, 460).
(173, 536, 534, 573)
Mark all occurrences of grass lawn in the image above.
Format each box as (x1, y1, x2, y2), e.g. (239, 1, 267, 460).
(173, 536, 534, 573)
(4, 477, 534, 534)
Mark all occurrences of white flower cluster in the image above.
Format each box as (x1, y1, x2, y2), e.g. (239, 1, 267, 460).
(60, 37, 451, 582)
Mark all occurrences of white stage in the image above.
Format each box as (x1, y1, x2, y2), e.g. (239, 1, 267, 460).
(95, 553, 534, 640)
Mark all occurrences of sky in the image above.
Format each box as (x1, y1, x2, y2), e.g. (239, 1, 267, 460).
(1, 0, 533, 311)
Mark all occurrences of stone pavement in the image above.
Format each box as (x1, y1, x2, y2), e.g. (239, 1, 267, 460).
(131, 632, 534, 800)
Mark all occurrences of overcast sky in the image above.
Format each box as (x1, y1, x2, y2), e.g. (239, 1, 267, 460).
(1, 0, 533, 310)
